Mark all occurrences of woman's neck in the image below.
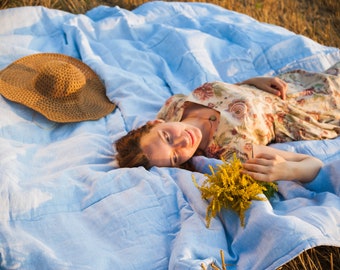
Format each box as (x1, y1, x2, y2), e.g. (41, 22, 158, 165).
(181, 102, 220, 151)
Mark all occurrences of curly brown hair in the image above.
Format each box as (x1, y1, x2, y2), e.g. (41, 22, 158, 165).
(115, 122, 154, 169)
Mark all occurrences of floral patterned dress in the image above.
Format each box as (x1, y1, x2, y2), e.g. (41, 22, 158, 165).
(157, 62, 340, 161)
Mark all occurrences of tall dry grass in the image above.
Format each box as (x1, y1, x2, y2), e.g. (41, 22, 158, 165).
(1, 0, 340, 269)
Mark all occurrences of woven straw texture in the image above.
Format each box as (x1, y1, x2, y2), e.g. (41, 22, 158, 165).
(0, 53, 116, 123)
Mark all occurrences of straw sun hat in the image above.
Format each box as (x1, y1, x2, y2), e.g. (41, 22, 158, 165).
(0, 53, 116, 123)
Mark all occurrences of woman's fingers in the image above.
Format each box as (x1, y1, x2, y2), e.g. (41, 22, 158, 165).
(256, 77, 288, 99)
(270, 77, 287, 100)
(242, 169, 272, 182)
(242, 153, 286, 182)
(237, 76, 288, 99)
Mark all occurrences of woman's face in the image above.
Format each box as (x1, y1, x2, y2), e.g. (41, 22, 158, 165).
(140, 120, 202, 167)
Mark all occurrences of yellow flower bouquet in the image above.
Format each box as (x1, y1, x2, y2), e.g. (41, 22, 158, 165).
(193, 154, 278, 228)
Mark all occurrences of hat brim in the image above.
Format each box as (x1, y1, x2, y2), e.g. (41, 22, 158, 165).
(0, 53, 116, 123)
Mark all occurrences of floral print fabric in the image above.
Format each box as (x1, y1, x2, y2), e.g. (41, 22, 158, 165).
(157, 62, 340, 161)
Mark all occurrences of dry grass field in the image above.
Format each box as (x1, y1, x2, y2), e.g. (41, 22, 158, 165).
(1, 0, 340, 269)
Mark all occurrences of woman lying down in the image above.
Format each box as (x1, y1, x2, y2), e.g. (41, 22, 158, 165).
(0, 53, 336, 184)
(116, 62, 340, 183)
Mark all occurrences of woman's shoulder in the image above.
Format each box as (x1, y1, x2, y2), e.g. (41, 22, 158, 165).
(157, 94, 187, 121)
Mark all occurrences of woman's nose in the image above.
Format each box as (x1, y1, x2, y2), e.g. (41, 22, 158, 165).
(173, 134, 189, 148)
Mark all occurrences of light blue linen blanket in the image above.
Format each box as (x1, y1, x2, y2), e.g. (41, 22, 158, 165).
(0, 2, 339, 269)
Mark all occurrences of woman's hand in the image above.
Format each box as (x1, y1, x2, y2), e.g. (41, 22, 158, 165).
(241, 145, 323, 183)
(237, 77, 287, 100)
(242, 152, 289, 182)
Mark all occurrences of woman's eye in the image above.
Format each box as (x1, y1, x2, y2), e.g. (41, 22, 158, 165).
(164, 132, 171, 143)
(173, 152, 178, 165)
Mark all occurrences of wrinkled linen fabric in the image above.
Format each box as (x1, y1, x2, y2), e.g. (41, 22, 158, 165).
(0, 2, 339, 269)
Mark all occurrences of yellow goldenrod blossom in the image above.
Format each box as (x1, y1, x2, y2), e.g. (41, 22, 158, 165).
(193, 154, 278, 228)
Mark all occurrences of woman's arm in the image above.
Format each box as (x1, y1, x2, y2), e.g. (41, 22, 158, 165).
(242, 144, 323, 183)
(236, 77, 287, 100)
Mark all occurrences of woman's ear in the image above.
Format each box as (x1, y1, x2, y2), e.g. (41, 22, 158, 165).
(147, 119, 164, 125)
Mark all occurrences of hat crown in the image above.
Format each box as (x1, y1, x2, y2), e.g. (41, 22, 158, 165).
(35, 61, 86, 98)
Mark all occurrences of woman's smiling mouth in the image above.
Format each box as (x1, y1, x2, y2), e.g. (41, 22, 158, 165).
(186, 130, 194, 146)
